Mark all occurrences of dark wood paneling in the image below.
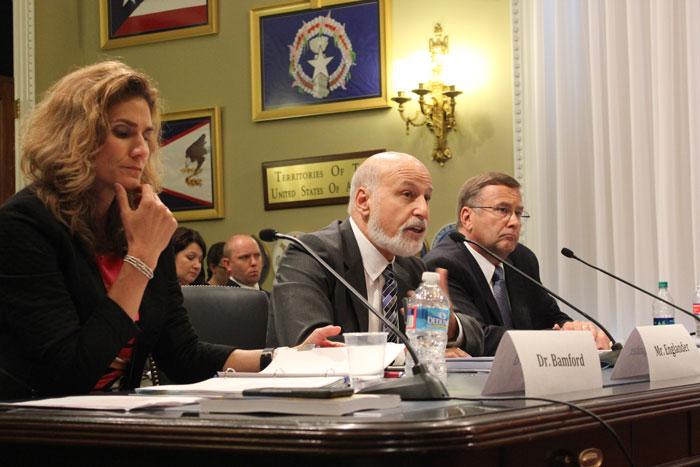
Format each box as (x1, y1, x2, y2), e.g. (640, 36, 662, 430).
(0, 75, 14, 204)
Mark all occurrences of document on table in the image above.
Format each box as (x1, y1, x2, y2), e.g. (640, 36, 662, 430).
(136, 376, 346, 396)
(261, 343, 405, 376)
(446, 356, 493, 373)
(7, 395, 201, 412)
(200, 394, 401, 416)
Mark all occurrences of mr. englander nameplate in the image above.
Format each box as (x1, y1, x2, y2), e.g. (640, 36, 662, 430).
(482, 331, 603, 396)
(611, 324, 700, 381)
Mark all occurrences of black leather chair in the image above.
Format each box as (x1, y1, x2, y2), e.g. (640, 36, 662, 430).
(143, 286, 270, 386)
(181, 285, 269, 349)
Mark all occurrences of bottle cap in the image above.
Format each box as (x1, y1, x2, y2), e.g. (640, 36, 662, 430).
(421, 271, 440, 284)
(658, 281, 668, 288)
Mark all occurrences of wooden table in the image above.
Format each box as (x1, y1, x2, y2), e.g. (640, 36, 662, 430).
(2, 373, 700, 466)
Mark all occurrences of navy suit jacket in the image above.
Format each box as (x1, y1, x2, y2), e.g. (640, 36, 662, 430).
(424, 234, 570, 355)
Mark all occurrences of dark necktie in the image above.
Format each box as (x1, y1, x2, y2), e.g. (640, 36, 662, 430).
(492, 265, 513, 328)
(381, 264, 400, 343)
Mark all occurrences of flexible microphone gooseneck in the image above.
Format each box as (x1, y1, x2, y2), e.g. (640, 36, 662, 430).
(561, 247, 699, 322)
(260, 228, 449, 400)
(449, 231, 622, 353)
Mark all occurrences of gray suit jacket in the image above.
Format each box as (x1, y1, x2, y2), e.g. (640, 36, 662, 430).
(424, 235, 571, 356)
(267, 219, 483, 356)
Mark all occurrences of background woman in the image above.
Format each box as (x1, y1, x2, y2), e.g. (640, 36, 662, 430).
(171, 227, 206, 286)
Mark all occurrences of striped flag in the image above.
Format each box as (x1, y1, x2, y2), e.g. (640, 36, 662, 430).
(109, 0, 208, 39)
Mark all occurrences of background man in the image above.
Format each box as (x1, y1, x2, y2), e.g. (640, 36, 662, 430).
(223, 234, 264, 290)
(424, 172, 610, 355)
(267, 151, 483, 356)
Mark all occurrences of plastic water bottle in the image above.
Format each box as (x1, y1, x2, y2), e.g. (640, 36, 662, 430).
(405, 271, 450, 382)
(693, 285, 700, 335)
(652, 281, 675, 325)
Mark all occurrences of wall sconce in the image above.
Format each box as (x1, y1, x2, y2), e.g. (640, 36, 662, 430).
(391, 24, 462, 166)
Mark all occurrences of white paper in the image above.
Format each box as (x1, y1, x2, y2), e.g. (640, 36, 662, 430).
(446, 356, 493, 373)
(136, 376, 345, 396)
(611, 325, 700, 381)
(261, 343, 404, 376)
(482, 330, 602, 396)
(9, 395, 201, 411)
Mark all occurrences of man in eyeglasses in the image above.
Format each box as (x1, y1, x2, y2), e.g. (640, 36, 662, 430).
(424, 172, 610, 355)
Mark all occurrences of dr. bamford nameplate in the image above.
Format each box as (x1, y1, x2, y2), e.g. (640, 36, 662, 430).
(611, 324, 700, 381)
(482, 331, 602, 396)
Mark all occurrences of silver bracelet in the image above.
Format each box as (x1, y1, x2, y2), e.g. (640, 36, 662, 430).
(124, 254, 154, 280)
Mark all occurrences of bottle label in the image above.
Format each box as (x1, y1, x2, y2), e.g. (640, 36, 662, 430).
(406, 305, 449, 332)
(694, 303, 700, 316)
(653, 317, 675, 326)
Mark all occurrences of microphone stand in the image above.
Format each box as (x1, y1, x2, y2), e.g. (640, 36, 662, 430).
(561, 248, 699, 322)
(261, 229, 449, 400)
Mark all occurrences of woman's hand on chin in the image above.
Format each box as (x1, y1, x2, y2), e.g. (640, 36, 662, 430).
(115, 183, 177, 267)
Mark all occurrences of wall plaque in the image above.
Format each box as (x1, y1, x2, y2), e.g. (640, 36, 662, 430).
(262, 150, 381, 210)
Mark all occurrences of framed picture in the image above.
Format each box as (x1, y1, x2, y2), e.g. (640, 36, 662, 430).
(158, 107, 224, 221)
(99, 0, 218, 49)
(250, 0, 390, 121)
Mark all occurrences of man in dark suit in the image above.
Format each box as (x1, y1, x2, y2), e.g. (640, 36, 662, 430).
(223, 234, 264, 291)
(267, 152, 483, 356)
(424, 172, 610, 355)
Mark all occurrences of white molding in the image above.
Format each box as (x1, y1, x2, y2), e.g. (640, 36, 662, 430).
(511, 0, 524, 184)
(511, 0, 527, 242)
(12, 0, 35, 191)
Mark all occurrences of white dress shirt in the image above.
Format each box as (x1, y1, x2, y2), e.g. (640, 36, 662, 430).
(228, 277, 261, 290)
(348, 218, 392, 332)
(464, 241, 499, 294)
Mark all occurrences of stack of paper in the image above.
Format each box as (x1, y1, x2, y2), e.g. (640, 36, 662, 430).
(446, 356, 493, 373)
(8, 395, 201, 412)
(262, 343, 405, 376)
(136, 376, 345, 396)
(200, 393, 401, 416)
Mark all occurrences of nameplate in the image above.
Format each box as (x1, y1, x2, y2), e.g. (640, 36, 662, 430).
(611, 325, 700, 381)
(261, 150, 380, 210)
(482, 331, 602, 396)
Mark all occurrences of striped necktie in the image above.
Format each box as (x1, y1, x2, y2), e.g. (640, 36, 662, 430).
(381, 264, 400, 342)
(492, 265, 513, 328)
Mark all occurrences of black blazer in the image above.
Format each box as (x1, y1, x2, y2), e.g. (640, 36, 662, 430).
(424, 234, 571, 356)
(0, 187, 232, 399)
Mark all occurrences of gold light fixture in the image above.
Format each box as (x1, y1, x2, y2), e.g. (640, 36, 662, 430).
(391, 24, 462, 166)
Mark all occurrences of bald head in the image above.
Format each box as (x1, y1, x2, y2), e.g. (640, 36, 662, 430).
(223, 234, 263, 286)
(347, 152, 429, 215)
(348, 151, 432, 260)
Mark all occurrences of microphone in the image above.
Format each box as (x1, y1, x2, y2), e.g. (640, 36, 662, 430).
(448, 231, 623, 356)
(561, 247, 699, 322)
(260, 228, 449, 400)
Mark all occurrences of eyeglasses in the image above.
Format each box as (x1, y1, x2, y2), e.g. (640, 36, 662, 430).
(469, 206, 530, 223)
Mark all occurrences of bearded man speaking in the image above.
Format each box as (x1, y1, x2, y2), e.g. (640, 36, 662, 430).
(266, 152, 483, 357)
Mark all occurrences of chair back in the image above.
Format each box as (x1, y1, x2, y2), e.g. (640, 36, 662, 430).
(181, 286, 269, 349)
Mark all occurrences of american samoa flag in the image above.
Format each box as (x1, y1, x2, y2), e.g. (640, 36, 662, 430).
(159, 117, 213, 212)
(109, 0, 209, 39)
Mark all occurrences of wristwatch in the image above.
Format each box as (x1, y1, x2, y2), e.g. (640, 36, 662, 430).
(260, 347, 274, 370)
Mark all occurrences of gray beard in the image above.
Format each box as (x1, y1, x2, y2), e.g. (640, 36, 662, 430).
(367, 213, 425, 257)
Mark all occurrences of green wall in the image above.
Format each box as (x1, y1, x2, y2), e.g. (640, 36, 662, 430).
(34, 0, 513, 288)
